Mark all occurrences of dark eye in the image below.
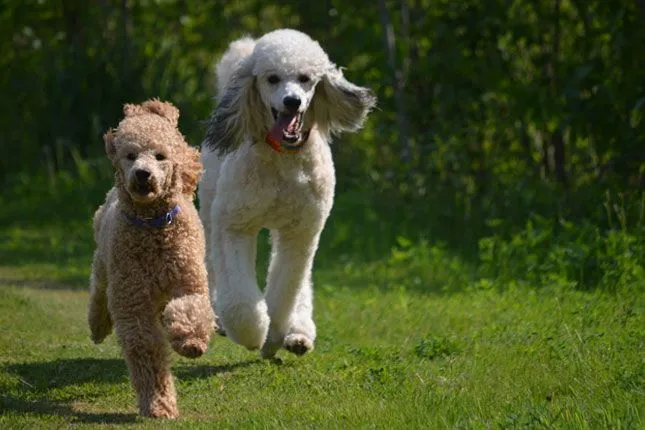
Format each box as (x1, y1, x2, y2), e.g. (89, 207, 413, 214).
(155, 153, 166, 161)
(267, 74, 280, 84)
(126, 153, 136, 161)
(298, 74, 311, 83)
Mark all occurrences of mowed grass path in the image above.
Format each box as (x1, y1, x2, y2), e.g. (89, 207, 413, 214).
(0, 223, 643, 428)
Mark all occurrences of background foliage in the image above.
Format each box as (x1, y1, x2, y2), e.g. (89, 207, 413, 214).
(1, 0, 644, 291)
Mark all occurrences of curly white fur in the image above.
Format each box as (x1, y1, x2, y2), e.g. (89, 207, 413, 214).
(199, 29, 376, 358)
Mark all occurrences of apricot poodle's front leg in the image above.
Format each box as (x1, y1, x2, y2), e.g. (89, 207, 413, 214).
(115, 314, 178, 419)
(88, 253, 112, 343)
(162, 293, 213, 358)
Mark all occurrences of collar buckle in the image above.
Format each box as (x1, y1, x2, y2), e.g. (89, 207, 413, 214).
(124, 205, 181, 228)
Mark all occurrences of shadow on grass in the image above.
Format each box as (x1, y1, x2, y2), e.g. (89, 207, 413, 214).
(0, 275, 90, 291)
(0, 395, 138, 424)
(2, 358, 135, 424)
(6, 358, 129, 389)
(6, 357, 263, 388)
(2, 357, 262, 424)
(174, 359, 262, 380)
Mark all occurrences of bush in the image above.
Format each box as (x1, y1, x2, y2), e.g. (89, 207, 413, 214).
(478, 193, 645, 292)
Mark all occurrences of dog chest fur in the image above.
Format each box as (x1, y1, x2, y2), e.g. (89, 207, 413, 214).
(213, 134, 334, 233)
(96, 194, 206, 305)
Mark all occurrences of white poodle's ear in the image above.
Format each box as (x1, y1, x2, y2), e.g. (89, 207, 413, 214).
(313, 66, 377, 139)
(203, 58, 264, 154)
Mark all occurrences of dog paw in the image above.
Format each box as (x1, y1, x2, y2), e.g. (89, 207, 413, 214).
(284, 333, 314, 356)
(146, 404, 179, 419)
(214, 315, 227, 337)
(89, 323, 112, 344)
(171, 338, 207, 359)
(217, 299, 269, 350)
(260, 338, 282, 359)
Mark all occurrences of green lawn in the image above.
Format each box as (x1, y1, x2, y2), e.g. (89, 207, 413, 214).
(0, 221, 643, 428)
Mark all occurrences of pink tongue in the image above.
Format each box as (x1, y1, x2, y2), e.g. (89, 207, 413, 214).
(268, 113, 298, 141)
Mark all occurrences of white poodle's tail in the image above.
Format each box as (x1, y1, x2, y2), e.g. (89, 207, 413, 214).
(215, 36, 256, 96)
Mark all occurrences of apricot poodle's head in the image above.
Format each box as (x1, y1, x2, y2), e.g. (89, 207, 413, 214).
(104, 99, 202, 204)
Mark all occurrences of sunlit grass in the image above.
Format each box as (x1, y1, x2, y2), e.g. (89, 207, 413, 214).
(0, 229, 642, 428)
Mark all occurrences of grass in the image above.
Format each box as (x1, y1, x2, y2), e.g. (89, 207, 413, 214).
(0, 176, 643, 428)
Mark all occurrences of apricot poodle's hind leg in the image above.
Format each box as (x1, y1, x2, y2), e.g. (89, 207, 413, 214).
(116, 314, 178, 419)
(162, 293, 214, 358)
(88, 252, 112, 343)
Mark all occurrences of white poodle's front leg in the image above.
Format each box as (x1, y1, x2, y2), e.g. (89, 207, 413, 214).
(261, 229, 320, 358)
(212, 224, 269, 350)
(284, 275, 316, 355)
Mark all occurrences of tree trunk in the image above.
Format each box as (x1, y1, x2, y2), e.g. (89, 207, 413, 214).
(551, 0, 567, 187)
(120, 0, 129, 78)
(378, 0, 410, 162)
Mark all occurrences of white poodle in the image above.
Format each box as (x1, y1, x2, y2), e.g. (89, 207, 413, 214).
(199, 29, 376, 358)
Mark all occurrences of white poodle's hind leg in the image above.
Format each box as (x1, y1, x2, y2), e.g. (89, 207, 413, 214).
(198, 194, 225, 336)
(203, 230, 226, 337)
(261, 229, 319, 358)
(197, 155, 226, 336)
(284, 276, 316, 356)
(212, 225, 269, 350)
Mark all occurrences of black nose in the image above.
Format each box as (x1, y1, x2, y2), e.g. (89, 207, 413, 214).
(283, 96, 301, 111)
(135, 169, 150, 182)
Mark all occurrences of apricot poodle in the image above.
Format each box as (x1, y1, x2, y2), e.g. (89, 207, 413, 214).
(88, 100, 213, 418)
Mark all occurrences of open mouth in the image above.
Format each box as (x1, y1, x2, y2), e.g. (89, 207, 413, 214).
(269, 108, 305, 147)
(131, 182, 155, 199)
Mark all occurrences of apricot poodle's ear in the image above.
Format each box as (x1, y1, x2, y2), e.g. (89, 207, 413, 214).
(123, 99, 180, 127)
(178, 145, 203, 197)
(103, 129, 117, 161)
(203, 56, 264, 155)
(313, 66, 377, 140)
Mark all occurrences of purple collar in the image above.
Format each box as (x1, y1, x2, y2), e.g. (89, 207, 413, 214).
(123, 205, 181, 228)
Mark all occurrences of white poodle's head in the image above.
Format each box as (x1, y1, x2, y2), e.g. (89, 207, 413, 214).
(105, 100, 202, 205)
(206, 29, 376, 154)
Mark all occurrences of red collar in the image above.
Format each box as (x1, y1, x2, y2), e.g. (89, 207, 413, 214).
(265, 130, 310, 154)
